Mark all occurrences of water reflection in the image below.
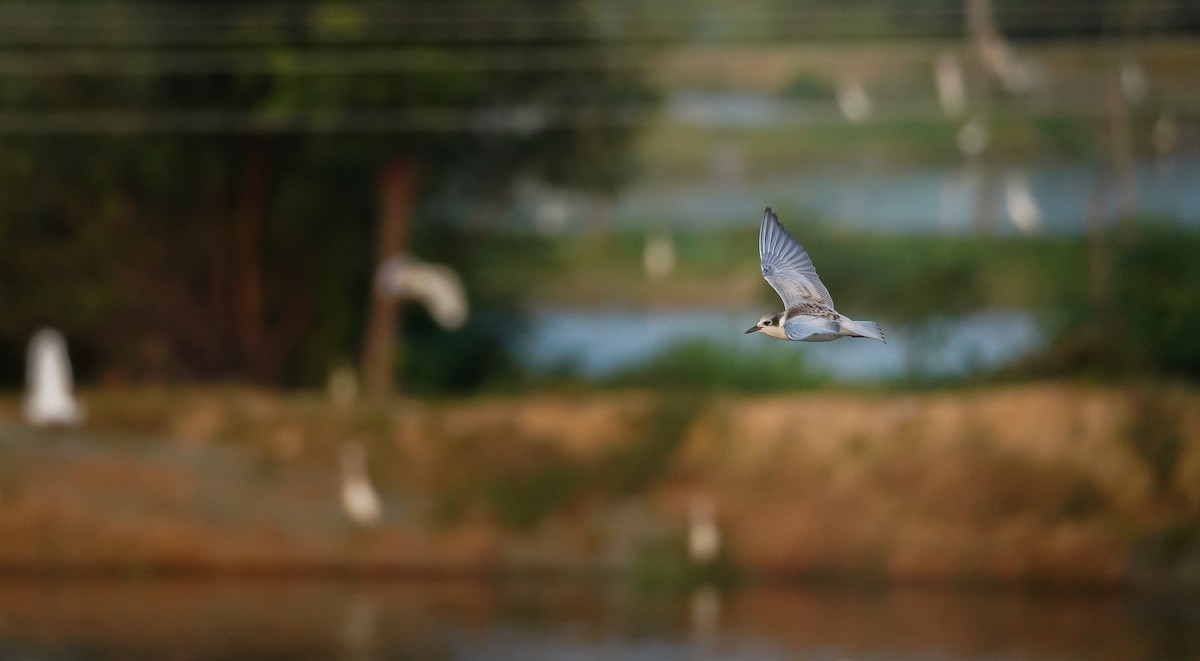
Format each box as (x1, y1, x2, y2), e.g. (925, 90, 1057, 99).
(1, 580, 1198, 660)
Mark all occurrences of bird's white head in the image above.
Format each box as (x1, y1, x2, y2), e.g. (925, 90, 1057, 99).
(745, 313, 788, 340)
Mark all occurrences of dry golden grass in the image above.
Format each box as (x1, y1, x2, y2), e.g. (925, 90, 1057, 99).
(0, 383, 1197, 586)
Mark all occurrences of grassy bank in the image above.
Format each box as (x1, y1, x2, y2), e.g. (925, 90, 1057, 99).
(1, 383, 1198, 590)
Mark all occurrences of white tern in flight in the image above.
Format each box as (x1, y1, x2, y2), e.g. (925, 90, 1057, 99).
(745, 208, 885, 343)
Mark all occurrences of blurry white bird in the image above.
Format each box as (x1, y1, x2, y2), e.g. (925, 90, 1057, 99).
(326, 364, 359, 407)
(375, 254, 468, 330)
(957, 117, 990, 158)
(934, 51, 967, 118)
(968, 0, 1038, 93)
(746, 208, 885, 343)
(339, 442, 382, 527)
(1005, 173, 1042, 235)
(687, 494, 721, 565)
(643, 230, 676, 279)
(1120, 62, 1149, 105)
(835, 77, 872, 125)
(23, 328, 84, 427)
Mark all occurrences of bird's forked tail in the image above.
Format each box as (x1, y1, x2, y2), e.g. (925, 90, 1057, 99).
(840, 319, 886, 343)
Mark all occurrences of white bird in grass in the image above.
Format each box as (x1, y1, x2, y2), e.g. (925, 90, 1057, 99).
(23, 328, 84, 427)
(687, 494, 720, 566)
(934, 51, 967, 118)
(340, 442, 382, 527)
(643, 230, 676, 279)
(745, 208, 885, 343)
(835, 77, 872, 125)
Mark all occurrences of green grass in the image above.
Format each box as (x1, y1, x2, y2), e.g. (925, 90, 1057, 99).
(508, 224, 1091, 316)
(606, 340, 827, 393)
(433, 396, 706, 529)
(455, 223, 1200, 389)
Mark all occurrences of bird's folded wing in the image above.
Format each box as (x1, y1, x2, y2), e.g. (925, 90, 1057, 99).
(759, 208, 834, 308)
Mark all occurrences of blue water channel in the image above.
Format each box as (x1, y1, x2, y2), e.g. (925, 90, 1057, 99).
(518, 308, 1044, 382)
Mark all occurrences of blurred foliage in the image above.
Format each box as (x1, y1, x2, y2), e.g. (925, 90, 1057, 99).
(434, 395, 702, 529)
(1129, 517, 1200, 591)
(432, 430, 585, 529)
(1111, 227, 1200, 378)
(0, 0, 654, 389)
(628, 534, 737, 594)
(606, 341, 827, 393)
(520, 221, 1200, 389)
(3, 2, 1200, 393)
(484, 447, 582, 529)
(595, 395, 700, 495)
(395, 228, 561, 395)
(1125, 389, 1186, 494)
(1035, 226, 1200, 381)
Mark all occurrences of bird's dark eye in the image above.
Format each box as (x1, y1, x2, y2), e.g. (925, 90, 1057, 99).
(764, 320, 772, 326)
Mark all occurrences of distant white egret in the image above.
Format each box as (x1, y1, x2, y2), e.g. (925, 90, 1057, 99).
(968, 0, 1038, 93)
(340, 442, 382, 527)
(835, 77, 872, 125)
(535, 199, 571, 235)
(1005, 173, 1042, 235)
(935, 51, 967, 118)
(687, 495, 722, 652)
(957, 118, 990, 158)
(687, 494, 720, 565)
(22, 328, 84, 427)
(643, 231, 676, 279)
(375, 254, 468, 330)
(981, 38, 1038, 93)
(1120, 62, 1149, 105)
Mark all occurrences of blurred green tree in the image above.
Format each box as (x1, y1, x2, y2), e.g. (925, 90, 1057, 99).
(0, 1, 654, 389)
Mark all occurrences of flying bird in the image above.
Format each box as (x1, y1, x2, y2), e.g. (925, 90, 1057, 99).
(746, 208, 885, 343)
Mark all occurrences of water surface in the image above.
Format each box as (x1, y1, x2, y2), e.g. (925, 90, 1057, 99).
(519, 308, 1043, 382)
(2, 579, 1198, 660)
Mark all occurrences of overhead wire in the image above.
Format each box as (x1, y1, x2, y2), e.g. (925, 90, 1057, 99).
(0, 2, 1193, 134)
(0, 2, 1191, 45)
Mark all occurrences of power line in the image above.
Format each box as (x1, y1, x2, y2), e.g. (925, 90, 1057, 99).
(0, 37, 1187, 77)
(0, 2, 1191, 45)
(0, 106, 650, 134)
(0, 47, 654, 75)
(0, 100, 1187, 136)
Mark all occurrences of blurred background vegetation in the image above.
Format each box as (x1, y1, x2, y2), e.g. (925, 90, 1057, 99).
(7, 7, 1200, 656)
(0, 0, 1198, 395)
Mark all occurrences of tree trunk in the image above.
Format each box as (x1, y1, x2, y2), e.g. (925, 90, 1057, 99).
(361, 157, 418, 399)
(232, 146, 269, 380)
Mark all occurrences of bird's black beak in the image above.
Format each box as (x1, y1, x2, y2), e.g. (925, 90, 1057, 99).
(744, 325, 760, 334)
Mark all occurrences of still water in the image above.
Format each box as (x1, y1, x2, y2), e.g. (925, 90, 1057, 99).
(2, 580, 1198, 660)
(519, 308, 1043, 382)
(610, 158, 1200, 235)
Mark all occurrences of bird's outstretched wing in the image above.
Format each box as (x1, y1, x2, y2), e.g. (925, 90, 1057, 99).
(758, 208, 834, 308)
